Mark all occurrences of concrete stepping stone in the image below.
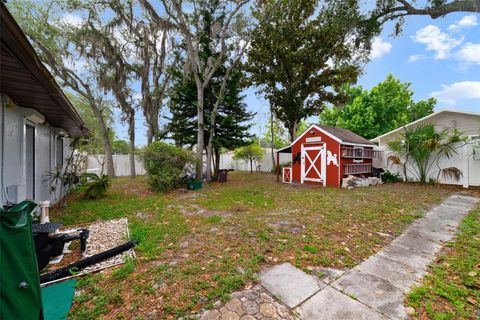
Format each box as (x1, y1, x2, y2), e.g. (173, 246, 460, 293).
(259, 263, 325, 308)
(332, 271, 407, 319)
(403, 225, 454, 243)
(311, 267, 347, 284)
(354, 254, 423, 291)
(447, 194, 479, 205)
(296, 286, 386, 320)
(377, 243, 435, 270)
(391, 230, 442, 255)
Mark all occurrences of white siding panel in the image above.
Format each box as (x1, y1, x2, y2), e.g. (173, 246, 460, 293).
(377, 111, 480, 147)
(2, 105, 25, 203)
(35, 125, 51, 202)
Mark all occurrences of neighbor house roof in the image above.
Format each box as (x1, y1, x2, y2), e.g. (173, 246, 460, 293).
(371, 109, 480, 143)
(0, 3, 88, 137)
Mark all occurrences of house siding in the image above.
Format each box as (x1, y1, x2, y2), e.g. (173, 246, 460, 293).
(376, 111, 480, 147)
(374, 111, 480, 187)
(0, 96, 71, 206)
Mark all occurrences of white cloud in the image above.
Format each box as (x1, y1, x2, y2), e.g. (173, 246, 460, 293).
(431, 81, 480, 105)
(408, 54, 426, 63)
(413, 25, 463, 59)
(60, 13, 83, 27)
(448, 15, 478, 31)
(370, 37, 392, 59)
(458, 42, 480, 64)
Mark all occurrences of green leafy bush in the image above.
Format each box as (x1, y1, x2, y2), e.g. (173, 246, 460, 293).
(381, 170, 402, 183)
(279, 161, 291, 170)
(233, 143, 264, 173)
(143, 142, 195, 192)
(82, 173, 111, 199)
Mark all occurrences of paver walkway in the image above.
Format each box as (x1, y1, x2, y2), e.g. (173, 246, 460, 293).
(199, 194, 478, 320)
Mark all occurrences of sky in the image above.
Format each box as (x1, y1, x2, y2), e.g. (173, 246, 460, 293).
(113, 11, 480, 146)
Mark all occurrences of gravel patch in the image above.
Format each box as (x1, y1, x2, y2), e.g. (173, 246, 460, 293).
(82, 218, 135, 273)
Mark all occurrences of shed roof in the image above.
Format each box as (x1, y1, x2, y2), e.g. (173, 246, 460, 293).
(276, 124, 375, 154)
(316, 125, 375, 146)
(0, 3, 88, 137)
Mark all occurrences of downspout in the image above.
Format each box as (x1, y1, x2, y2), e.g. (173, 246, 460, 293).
(1, 95, 8, 204)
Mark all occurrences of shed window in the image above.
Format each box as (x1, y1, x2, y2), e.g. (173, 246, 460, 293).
(56, 137, 64, 167)
(353, 147, 364, 163)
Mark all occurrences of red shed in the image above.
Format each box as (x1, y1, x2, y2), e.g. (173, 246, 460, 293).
(276, 124, 381, 187)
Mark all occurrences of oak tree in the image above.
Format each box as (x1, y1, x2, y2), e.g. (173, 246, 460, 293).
(247, 0, 370, 142)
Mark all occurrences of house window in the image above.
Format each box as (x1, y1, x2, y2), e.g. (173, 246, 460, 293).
(56, 137, 63, 168)
(353, 146, 364, 163)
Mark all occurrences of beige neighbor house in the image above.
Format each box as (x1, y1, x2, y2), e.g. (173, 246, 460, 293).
(372, 110, 480, 188)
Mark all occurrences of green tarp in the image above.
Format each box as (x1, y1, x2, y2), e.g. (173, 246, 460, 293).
(41, 279, 76, 320)
(0, 201, 42, 320)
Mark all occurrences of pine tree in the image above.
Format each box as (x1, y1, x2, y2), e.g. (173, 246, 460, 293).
(165, 3, 254, 179)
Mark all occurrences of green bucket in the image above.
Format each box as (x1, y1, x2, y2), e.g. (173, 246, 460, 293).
(187, 180, 203, 191)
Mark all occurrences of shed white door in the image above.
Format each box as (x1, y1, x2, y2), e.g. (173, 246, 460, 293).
(301, 145, 326, 185)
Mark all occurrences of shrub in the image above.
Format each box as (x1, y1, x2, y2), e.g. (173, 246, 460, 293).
(82, 173, 111, 199)
(279, 161, 291, 170)
(143, 142, 195, 192)
(233, 143, 264, 173)
(381, 170, 402, 183)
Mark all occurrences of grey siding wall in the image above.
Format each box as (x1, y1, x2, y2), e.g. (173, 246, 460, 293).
(0, 96, 72, 206)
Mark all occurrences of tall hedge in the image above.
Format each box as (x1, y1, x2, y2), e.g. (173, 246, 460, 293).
(143, 142, 195, 192)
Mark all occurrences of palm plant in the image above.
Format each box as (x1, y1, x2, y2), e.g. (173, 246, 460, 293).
(387, 124, 466, 184)
(387, 127, 416, 182)
(43, 138, 87, 206)
(81, 173, 111, 200)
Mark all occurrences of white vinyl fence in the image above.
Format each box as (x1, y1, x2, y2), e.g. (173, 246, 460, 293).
(218, 148, 291, 172)
(373, 142, 480, 187)
(86, 155, 146, 177)
(86, 148, 292, 177)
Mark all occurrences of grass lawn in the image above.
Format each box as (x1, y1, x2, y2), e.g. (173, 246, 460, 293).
(406, 207, 480, 320)
(51, 172, 454, 319)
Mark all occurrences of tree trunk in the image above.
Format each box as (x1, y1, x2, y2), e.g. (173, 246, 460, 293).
(147, 126, 154, 146)
(214, 148, 220, 180)
(270, 109, 275, 170)
(250, 159, 253, 173)
(205, 66, 231, 183)
(90, 100, 115, 177)
(288, 121, 298, 143)
(146, 111, 159, 145)
(196, 86, 205, 181)
(129, 108, 136, 179)
(206, 140, 213, 182)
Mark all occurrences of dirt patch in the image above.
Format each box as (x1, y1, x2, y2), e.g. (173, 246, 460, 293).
(268, 220, 305, 234)
(173, 203, 232, 218)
